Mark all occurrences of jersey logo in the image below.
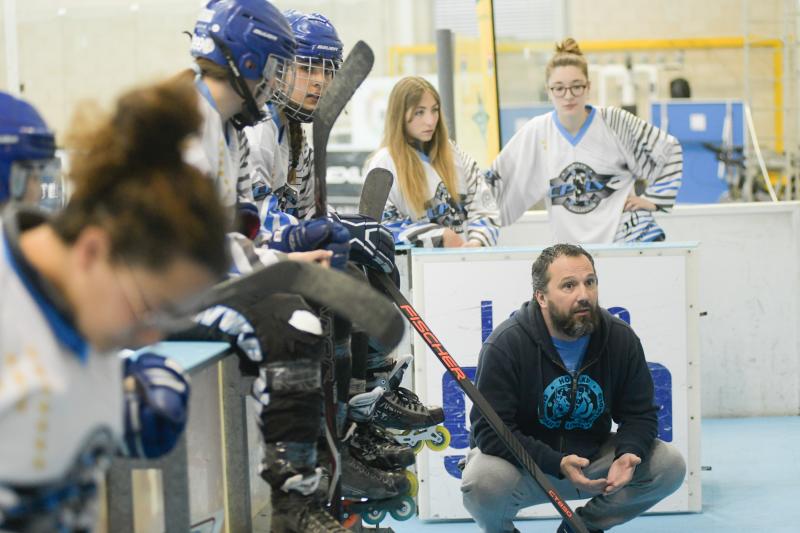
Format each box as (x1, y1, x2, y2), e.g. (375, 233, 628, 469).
(549, 162, 617, 214)
(539, 374, 605, 430)
(424, 182, 467, 229)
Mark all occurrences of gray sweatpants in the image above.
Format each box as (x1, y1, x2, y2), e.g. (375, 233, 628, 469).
(461, 437, 686, 532)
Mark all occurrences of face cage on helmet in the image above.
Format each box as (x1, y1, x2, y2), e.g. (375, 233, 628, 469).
(252, 54, 297, 111)
(9, 158, 64, 211)
(271, 56, 339, 123)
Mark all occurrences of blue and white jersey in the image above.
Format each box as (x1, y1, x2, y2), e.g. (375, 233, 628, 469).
(488, 106, 683, 244)
(185, 81, 282, 268)
(365, 141, 500, 248)
(185, 81, 256, 214)
(245, 105, 316, 238)
(0, 209, 123, 485)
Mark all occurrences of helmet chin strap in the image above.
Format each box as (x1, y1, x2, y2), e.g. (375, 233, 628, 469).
(209, 34, 266, 130)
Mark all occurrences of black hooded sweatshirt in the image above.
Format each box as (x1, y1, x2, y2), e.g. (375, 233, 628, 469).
(469, 300, 658, 477)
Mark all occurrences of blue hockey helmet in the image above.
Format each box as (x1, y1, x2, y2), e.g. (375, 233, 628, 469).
(0, 91, 62, 209)
(191, 0, 297, 128)
(285, 10, 343, 67)
(273, 10, 344, 123)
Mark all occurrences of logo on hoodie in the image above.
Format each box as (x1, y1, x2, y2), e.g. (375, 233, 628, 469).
(540, 374, 605, 430)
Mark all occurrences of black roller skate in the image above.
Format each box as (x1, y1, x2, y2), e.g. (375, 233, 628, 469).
(341, 446, 416, 527)
(346, 387, 418, 498)
(262, 442, 349, 533)
(368, 354, 451, 454)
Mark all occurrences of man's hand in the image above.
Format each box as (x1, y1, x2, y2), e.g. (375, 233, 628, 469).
(623, 194, 657, 212)
(560, 454, 607, 494)
(604, 453, 641, 495)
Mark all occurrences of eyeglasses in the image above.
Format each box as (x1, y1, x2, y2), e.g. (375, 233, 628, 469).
(110, 261, 195, 348)
(549, 84, 588, 98)
(113, 260, 158, 325)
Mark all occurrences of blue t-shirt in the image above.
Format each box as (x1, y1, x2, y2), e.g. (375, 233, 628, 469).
(552, 335, 590, 374)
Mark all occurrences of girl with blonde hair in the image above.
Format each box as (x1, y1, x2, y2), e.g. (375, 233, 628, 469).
(366, 76, 500, 248)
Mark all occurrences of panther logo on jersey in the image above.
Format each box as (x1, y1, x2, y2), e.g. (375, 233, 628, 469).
(549, 162, 617, 214)
(539, 374, 605, 430)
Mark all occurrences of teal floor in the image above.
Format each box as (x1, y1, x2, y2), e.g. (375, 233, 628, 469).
(376, 417, 800, 532)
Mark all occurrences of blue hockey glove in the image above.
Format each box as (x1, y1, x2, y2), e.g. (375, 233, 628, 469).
(123, 353, 190, 459)
(334, 213, 395, 274)
(268, 218, 350, 269)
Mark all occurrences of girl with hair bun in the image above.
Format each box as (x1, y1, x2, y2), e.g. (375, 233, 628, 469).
(0, 77, 228, 531)
(488, 38, 683, 244)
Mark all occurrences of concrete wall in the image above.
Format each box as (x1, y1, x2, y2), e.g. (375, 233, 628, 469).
(3, 1, 795, 154)
(498, 202, 800, 418)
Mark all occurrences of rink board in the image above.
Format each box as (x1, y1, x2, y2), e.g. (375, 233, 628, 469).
(408, 244, 702, 520)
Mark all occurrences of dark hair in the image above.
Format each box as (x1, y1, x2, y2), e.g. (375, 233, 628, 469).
(287, 119, 303, 184)
(53, 76, 229, 278)
(531, 243, 596, 296)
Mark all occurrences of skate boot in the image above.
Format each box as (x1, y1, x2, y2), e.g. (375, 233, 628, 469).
(347, 422, 416, 471)
(341, 446, 416, 526)
(261, 442, 348, 533)
(341, 444, 409, 500)
(347, 387, 418, 495)
(367, 354, 451, 453)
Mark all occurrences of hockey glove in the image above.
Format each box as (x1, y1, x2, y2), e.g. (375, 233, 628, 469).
(334, 213, 396, 274)
(123, 353, 190, 459)
(268, 218, 350, 270)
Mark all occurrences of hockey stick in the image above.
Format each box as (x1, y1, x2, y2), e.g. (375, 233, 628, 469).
(160, 261, 404, 350)
(309, 40, 373, 520)
(358, 168, 393, 218)
(359, 173, 590, 533)
(312, 40, 374, 217)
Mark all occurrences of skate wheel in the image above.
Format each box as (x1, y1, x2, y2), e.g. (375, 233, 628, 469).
(389, 495, 416, 521)
(362, 508, 387, 525)
(425, 426, 451, 451)
(405, 469, 419, 497)
(412, 440, 425, 454)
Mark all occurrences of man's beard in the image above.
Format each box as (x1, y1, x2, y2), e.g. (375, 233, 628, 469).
(548, 300, 600, 338)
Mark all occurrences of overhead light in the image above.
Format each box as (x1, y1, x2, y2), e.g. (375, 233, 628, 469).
(57, 8, 67, 16)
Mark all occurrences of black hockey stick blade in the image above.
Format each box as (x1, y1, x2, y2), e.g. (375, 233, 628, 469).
(313, 41, 374, 216)
(367, 271, 590, 533)
(173, 261, 404, 349)
(358, 168, 393, 220)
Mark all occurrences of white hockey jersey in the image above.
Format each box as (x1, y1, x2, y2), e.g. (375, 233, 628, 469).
(184, 81, 256, 213)
(489, 106, 683, 244)
(365, 142, 500, 248)
(183, 80, 282, 270)
(0, 209, 123, 485)
(245, 105, 319, 242)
